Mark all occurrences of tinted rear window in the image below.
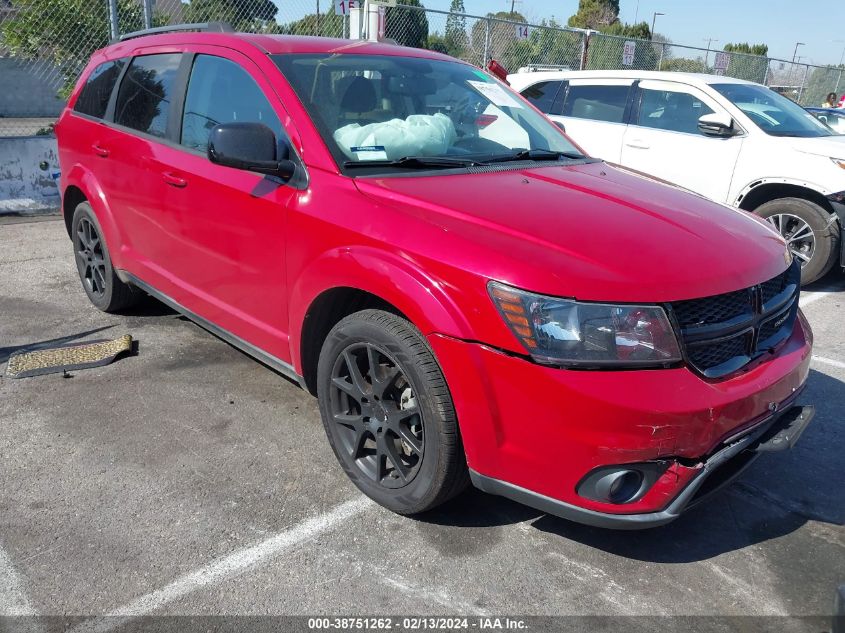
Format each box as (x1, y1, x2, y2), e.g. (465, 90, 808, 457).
(74, 59, 125, 119)
(520, 81, 562, 114)
(114, 53, 182, 138)
(562, 84, 630, 123)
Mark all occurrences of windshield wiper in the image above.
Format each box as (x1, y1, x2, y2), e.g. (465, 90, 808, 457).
(484, 149, 588, 164)
(344, 156, 484, 169)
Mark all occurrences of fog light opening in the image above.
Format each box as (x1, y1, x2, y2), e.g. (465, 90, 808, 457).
(607, 470, 644, 504)
(576, 461, 670, 506)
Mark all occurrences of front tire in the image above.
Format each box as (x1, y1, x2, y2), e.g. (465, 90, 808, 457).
(755, 197, 840, 285)
(317, 309, 469, 515)
(71, 202, 140, 312)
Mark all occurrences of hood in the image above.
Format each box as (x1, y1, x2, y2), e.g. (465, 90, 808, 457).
(353, 161, 791, 303)
(789, 134, 845, 159)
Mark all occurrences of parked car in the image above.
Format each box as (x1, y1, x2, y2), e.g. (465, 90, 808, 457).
(56, 26, 814, 529)
(508, 70, 845, 285)
(807, 107, 845, 135)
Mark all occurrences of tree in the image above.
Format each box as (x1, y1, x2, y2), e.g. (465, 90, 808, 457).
(529, 19, 584, 70)
(470, 10, 526, 68)
(721, 42, 769, 83)
(426, 33, 451, 55)
(585, 23, 658, 71)
(1, 0, 169, 97)
(384, 0, 429, 49)
(568, 0, 620, 30)
(283, 12, 344, 38)
(184, 0, 278, 31)
(802, 64, 845, 107)
(724, 42, 769, 56)
(444, 0, 467, 57)
(660, 57, 707, 73)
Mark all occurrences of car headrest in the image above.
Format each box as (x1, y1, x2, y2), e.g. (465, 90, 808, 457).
(340, 76, 378, 113)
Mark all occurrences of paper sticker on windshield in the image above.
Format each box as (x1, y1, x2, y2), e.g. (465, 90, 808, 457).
(467, 80, 523, 109)
(351, 145, 388, 161)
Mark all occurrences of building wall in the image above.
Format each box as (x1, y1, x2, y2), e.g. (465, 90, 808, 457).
(0, 57, 64, 119)
(0, 136, 60, 214)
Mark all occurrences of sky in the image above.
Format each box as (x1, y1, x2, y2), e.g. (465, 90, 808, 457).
(415, 0, 845, 67)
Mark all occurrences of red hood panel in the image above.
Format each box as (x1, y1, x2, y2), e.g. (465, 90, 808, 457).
(354, 162, 790, 302)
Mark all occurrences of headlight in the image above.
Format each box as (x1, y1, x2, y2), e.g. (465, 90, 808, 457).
(489, 282, 682, 367)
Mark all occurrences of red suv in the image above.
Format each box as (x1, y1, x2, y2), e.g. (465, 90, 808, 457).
(56, 25, 815, 529)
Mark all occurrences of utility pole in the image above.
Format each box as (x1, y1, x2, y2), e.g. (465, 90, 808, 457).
(651, 12, 664, 41)
(704, 37, 719, 67)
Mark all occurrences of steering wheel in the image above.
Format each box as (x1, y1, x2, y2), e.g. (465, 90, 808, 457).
(451, 136, 510, 154)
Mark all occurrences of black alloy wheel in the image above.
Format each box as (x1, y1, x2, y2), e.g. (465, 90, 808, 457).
(71, 202, 139, 312)
(75, 216, 107, 300)
(317, 310, 469, 515)
(329, 342, 425, 489)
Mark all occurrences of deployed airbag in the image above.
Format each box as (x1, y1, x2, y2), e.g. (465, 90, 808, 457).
(335, 113, 457, 161)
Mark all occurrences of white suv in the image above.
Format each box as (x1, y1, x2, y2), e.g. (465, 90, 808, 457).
(508, 70, 845, 284)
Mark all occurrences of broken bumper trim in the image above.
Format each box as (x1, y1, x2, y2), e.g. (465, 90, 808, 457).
(470, 404, 815, 530)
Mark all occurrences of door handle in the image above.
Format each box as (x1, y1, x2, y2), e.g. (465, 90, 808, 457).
(625, 140, 650, 150)
(162, 172, 188, 188)
(91, 144, 110, 158)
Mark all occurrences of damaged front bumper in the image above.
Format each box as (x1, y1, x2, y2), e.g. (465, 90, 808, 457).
(471, 404, 815, 530)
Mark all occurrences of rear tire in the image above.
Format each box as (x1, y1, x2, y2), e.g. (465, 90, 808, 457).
(755, 197, 840, 285)
(317, 309, 469, 515)
(71, 202, 140, 313)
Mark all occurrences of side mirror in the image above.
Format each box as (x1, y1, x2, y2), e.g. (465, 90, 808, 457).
(554, 120, 566, 133)
(208, 122, 296, 180)
(698, 112, 738, 137)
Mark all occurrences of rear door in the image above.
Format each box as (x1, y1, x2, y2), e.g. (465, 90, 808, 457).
(548, 79, 634, 162)
(520, 80, 565, 115)
(620, 79, 744, 202)
(106, 51, 186, 264)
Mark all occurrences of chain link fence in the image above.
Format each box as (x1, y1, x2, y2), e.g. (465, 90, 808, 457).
(1, 0, 844, 137)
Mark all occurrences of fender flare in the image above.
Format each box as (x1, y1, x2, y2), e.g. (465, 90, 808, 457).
(63, 164, 128, 269)
(733, 176, 834, 209)
(287, 246, 476, 375)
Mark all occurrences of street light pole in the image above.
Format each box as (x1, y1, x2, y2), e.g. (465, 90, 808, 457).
(634, 0, 640, 24)
(651, 12, 664, 40)
(791, 41, 805, 64)
(790, 42, 805, 93)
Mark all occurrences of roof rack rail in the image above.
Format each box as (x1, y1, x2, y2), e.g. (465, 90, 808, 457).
(115, 21, 234, 43)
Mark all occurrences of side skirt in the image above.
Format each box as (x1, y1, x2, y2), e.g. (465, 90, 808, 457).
(122, 271, 305, 388)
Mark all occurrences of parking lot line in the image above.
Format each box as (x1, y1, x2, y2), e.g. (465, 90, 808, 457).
(67, 498, 370, 632)
(812, 355, 845, 370)
(0, 544, 37, 616)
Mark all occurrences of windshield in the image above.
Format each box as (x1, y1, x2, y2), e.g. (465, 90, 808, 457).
(711, 83, 834, 138)
(273, 53, 583, 173)
(809, 110, 845, 135)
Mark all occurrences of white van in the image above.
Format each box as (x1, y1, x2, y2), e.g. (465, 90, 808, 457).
(508, 70, 845, 284)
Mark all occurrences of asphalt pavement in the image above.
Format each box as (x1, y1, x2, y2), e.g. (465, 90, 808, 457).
(0, 216, 843, 630)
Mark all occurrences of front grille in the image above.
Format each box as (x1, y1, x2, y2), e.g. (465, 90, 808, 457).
(669, 259, 801, 378)
(672, 289, 751, 328)
(687, 333, 750, 370)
